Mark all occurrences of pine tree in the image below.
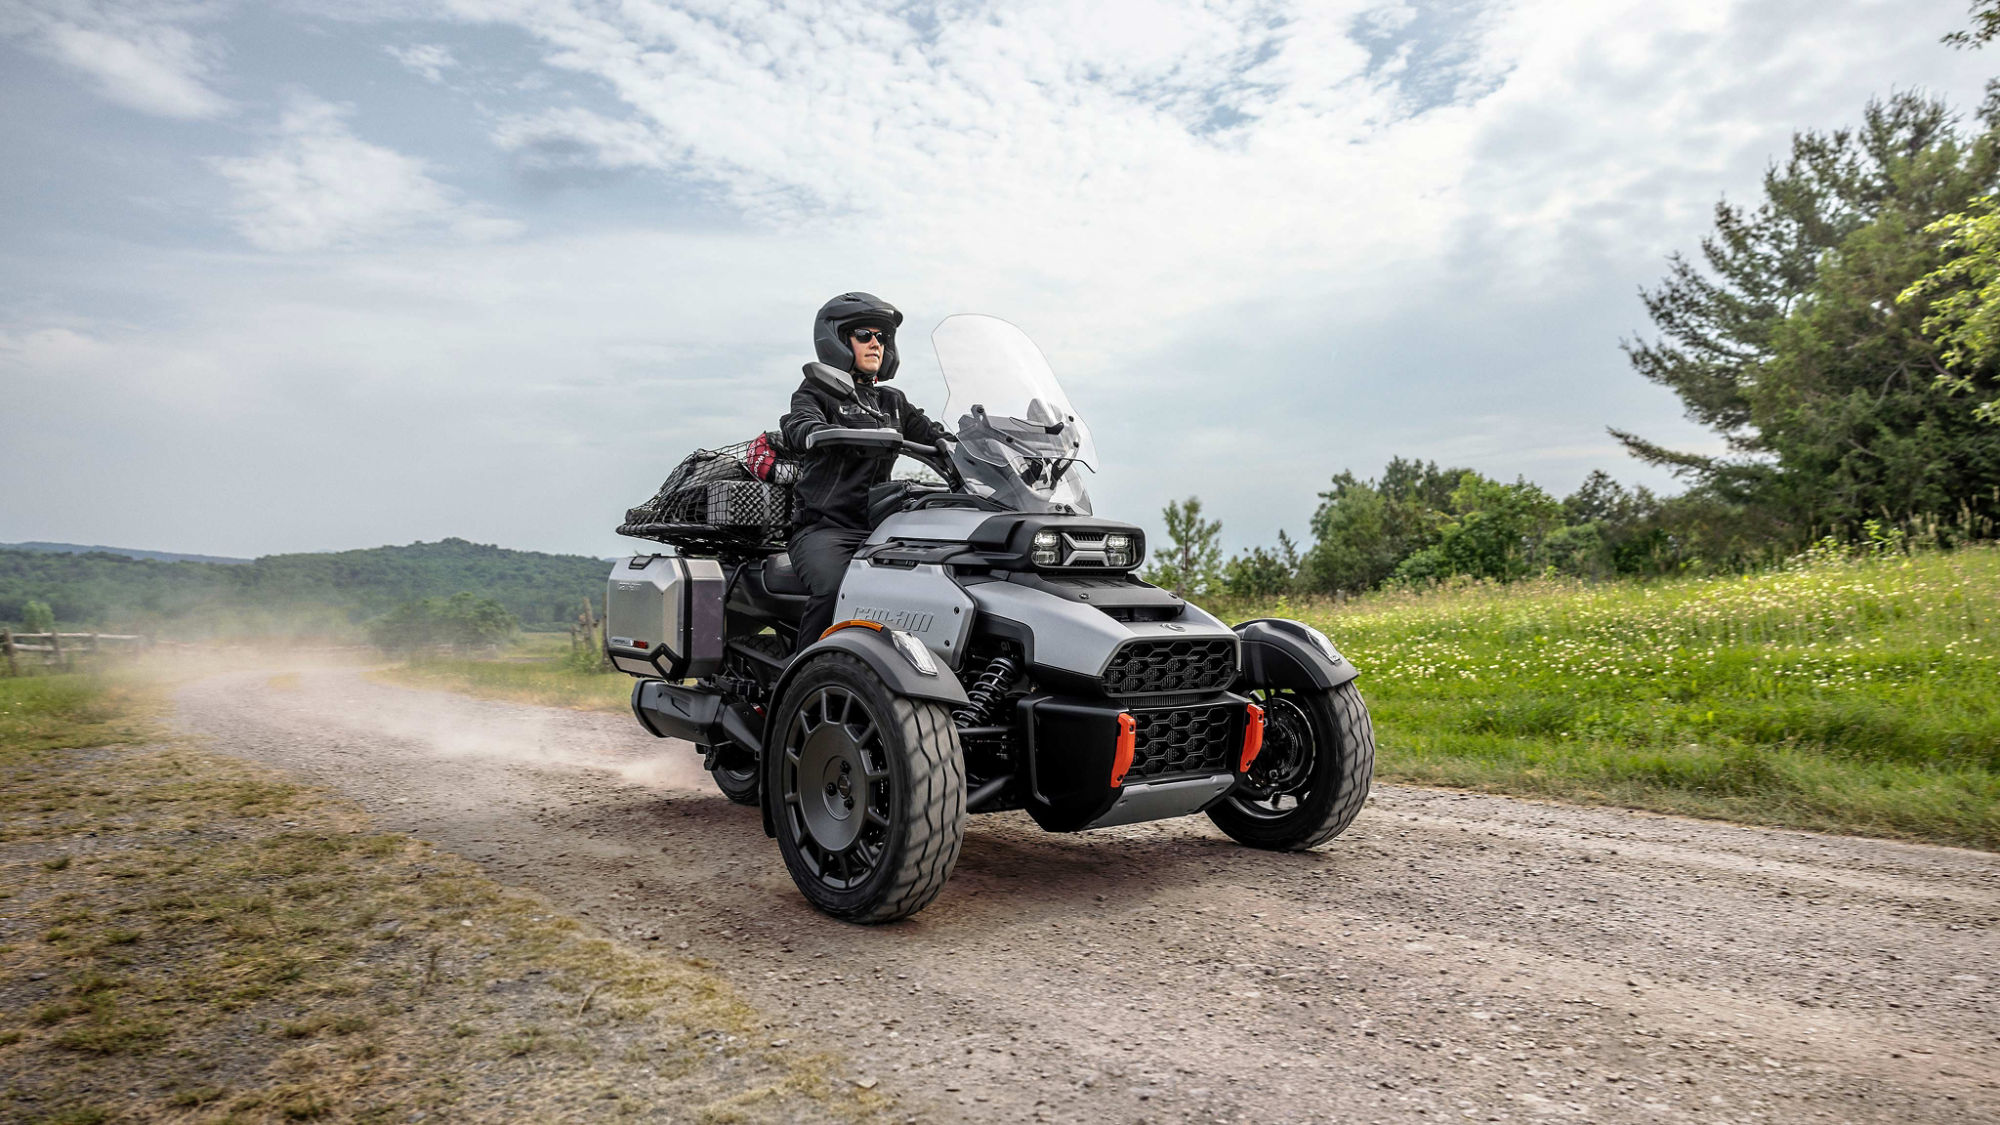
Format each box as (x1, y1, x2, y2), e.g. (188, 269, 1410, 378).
(1615, 93, 2000, 537)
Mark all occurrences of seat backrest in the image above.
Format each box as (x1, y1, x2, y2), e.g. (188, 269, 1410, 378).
(759, 551, 807, 596)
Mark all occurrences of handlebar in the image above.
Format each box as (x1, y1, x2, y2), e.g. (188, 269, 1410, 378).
(802, 428, 963, 490)
(802, 427, 903, 450)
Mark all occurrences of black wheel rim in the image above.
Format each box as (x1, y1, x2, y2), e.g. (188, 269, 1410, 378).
(1228, 690, 1317, 819)
(780, 685, 893, 890)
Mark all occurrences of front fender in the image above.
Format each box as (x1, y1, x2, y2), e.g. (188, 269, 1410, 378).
(762, 628, 969, 748)
(1233, 618, 1359, 693)
(760, 627, 969, 839)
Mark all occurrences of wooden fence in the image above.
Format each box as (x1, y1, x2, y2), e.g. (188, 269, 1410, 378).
(1, 630, 148, 675)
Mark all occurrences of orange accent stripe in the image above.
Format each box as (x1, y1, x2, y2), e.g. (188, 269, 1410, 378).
(1110, 712, 1138, 788)
(820, 619, 886, 640)
(1240, 703, 1266, 773)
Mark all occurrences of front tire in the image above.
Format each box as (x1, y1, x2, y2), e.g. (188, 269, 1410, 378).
(1208, 680, 1374, 850)
(767, 653, 966, 923)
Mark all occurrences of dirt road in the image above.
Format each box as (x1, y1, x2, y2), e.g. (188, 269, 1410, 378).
(172, 666, 1999, 1124)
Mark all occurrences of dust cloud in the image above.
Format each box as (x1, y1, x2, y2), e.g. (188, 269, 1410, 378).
(164, 655, 714, 793)
(331, 678, 711, 792)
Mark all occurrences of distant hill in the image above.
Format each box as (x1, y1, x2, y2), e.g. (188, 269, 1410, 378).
(0, 538, 611, 637)
(2, 541, 254, 565)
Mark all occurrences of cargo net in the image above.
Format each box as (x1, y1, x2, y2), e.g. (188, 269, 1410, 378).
(617, 440, 793, 556)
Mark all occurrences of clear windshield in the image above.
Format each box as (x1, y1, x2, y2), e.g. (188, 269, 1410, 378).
(933, 314, 1096, 515)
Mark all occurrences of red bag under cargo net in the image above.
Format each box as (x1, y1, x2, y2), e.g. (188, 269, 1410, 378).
(745, 432, 777, 481)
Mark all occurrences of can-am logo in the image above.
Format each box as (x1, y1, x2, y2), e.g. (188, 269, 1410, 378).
(853, 607, 935, 633)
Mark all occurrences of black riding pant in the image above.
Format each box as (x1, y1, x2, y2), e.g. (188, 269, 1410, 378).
(790, 525, 869, 652)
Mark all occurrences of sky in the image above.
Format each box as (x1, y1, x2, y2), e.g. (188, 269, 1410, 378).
(1, 0, 1994, 561)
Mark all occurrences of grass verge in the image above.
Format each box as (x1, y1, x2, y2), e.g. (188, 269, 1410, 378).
(374, 654, 631, 713)
(1269, 546, 2000, 849)
(0, 674, 891, 1124)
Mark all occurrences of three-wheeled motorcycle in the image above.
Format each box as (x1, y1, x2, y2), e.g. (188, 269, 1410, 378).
(608, 314, 1372, 922)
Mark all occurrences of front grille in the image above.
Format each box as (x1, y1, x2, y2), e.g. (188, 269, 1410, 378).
(1129, 703, 1239, 781)
(1100, 638, 1237, 695)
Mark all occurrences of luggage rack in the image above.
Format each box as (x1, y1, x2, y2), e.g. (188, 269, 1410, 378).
(618, 439, 793, 557)
(615, 519, 785, 556)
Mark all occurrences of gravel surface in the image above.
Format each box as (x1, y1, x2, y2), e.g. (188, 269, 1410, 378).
(174, 667, 2000, 1124)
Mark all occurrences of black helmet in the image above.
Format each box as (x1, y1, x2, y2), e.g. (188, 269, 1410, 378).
(814, 292, 904, 382)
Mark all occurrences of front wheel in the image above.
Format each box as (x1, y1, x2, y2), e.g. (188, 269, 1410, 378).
(1208, 680, 1374, 850)
(767, 653, 966, 923)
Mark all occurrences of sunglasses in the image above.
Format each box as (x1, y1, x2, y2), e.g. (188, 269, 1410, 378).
(849, 328, 891, 344)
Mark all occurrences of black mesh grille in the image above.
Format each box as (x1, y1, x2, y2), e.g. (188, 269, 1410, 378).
(1100, 638, 1237, 695)
(1129, 703, 1238, 781)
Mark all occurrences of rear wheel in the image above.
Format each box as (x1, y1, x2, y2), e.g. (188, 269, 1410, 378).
(709, 745, 761, 806)
(767, 653, 965, 923)
(1207, 680, 1374, 850)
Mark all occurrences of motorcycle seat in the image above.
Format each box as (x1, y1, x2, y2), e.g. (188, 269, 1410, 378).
(762, 551, 807, 595)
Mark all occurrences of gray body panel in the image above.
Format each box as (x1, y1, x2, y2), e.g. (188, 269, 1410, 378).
(960, 578, 1238, 679)
(835, 560, 976, 667)
(1085, 773, 1237, 830)
(866, 507, 991, 545)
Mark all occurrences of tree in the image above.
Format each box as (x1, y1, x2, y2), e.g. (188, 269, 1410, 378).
(1393, 474, 1561, 583)
(1148, 497, 1223, 597)
(1615, 93, 2000, 538)
(1945, 1, 2000, 48)
(1900, 197, 2000, 423)
(20, 600, 53, 634)
(1299, 458, 1465, 593)
(368, 592, 518, 655)
(1223, 530, 1300, 600)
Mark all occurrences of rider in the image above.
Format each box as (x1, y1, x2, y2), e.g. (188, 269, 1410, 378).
(780, 292, 952, 651)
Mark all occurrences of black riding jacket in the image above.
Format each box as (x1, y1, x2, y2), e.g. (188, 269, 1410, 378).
(780, 369, 949, 533)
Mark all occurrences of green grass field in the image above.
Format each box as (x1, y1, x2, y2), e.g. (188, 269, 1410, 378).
(1274, 545, 1999, 848)
(377, 645, 633, 713)
(380, 547, 1999, 850)
(0, 672, 161, 755)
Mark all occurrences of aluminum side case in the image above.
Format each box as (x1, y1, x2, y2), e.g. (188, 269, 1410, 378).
(605, 555, 725, 679)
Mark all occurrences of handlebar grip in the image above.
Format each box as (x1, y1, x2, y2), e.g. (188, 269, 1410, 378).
(803, 427, 902, 450)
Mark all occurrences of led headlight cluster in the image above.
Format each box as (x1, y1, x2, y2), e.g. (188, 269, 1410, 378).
(1028, 527, 1144, 569)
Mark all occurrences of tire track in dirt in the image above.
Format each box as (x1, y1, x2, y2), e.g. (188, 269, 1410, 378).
(174, 666, 2000, 1124)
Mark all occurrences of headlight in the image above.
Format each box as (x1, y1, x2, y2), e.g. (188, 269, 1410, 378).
(1032, 529, 1062, 566)
(1104, 533, 1135, 568)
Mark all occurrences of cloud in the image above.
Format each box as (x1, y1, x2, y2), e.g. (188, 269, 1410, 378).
(210, 97, 521, 251)
(385, 42, 456, 83)
(0, 0, 230, 119)
(4, 0, 1992, 557)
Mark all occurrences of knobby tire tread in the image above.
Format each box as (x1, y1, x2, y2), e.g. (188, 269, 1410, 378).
(1291, 682, 1375, 849)
(854, 698, 966, 923)
(771, 653, 965, 923)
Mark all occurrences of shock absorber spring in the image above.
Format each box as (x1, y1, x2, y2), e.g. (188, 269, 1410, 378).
(954, 654, 1020, 728)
